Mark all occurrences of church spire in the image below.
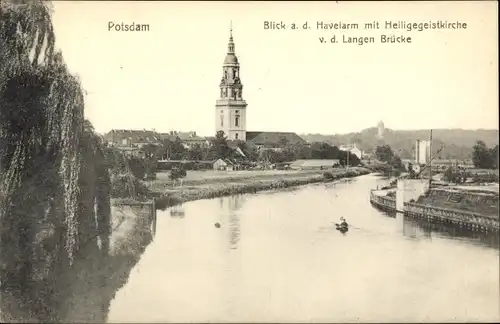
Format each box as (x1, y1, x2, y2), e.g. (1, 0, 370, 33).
(228, 21, 235, 54)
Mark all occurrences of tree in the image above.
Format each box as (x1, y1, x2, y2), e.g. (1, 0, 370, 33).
(160, 138, 186, 160)
(489, 144, 498, 169)
(408, 163, 416, 179)
(238, 142, 259, 161)
(141, 143, 160, 159)
(472, 140, 494, 169)
(1, 2, 112, 321)
(215, 130, 225, 139)
(187, 144, 203, 161)
(169, 167, 187, 181)
(389, 155, 403, 170)
(375, 145, 394, 163)
(288, 144, 312, 160)
(443, 167, 459, 183)
(210, 131, 230, 158)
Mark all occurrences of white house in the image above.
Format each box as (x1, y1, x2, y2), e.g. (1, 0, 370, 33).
(213, 158, 235, 171)
(339, 144, 363, 159)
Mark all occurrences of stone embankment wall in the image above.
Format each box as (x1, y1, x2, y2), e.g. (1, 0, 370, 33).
(369, 191, 396, 212)
(370, 188, 499, 232)
(417, 187, 499, 215)
(109, 200, 156, 257)
(404, 201, 499, 232)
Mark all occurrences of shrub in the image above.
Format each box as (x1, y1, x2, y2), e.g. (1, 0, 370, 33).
(169, 168, 187, 180)
(323, 172, 334, 180)
(110, 173, 149, 199)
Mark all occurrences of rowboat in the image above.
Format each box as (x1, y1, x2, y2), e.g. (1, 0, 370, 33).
(335, 223, 349, 233)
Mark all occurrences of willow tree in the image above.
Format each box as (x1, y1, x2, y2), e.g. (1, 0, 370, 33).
(1, 1, 111, 322)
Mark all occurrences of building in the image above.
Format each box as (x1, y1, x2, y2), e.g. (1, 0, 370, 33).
(214, 24, 304, 149)
(339, 143, 363, 159)
(215, 23, 247, 141)
(104, 129, 162, 148)
(213, 158, 235, 171)
(289, 159, 340, 170)
(415, 139, 431, 165)
(432, 159, 475, 170)
(176, 131, 210, 148)
(246, 131, 307, 150)
(160, 131, 209, 148)
(159, 132, 181, 143)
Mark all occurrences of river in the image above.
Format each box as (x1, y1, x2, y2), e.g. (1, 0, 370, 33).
(107, 174, 499, 323)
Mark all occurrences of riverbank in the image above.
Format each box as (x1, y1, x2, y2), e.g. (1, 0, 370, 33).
(106, 167, 371, 275)
(150, 167, 371, 210)
(369, 186, 499, 232)
(107, 172, 500, 323)
(95, 167, 370, 321)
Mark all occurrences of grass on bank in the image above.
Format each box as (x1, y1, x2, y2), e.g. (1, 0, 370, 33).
(151, 167, 370, 209)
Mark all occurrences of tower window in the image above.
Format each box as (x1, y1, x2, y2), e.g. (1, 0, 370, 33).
(235, 133, 239, 140)
(224, 71, 227, 79)
(235, 116, 240, 127)
(220, 115, 224, 127)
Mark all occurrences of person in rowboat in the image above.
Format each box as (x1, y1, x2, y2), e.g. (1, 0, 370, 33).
(339, 217, 348, 228)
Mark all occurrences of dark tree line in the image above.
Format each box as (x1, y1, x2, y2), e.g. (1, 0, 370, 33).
(472, 141, 498, 169)
(139, 131, 362, 166)
(374, 145, 404, 170)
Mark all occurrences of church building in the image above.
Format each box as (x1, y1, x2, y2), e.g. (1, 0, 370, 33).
(215, 23, 247, 141)
(215, 24, 306, 148)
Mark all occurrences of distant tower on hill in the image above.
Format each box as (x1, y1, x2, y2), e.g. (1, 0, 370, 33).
(377, 120, 385, 139)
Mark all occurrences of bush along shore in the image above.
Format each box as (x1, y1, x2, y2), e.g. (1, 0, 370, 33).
(153, 167, 371, 210)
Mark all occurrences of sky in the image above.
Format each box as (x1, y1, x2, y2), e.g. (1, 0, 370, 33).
(50, 1, 498, 136)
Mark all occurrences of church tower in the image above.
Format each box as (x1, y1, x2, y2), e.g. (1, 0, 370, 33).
(215, 22, 247, 141)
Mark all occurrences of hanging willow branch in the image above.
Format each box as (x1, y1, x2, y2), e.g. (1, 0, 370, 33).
(1, 1, 112, 322)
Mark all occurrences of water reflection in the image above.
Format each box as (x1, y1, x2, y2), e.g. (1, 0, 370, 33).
(397, 212, 432, 241)
(220, 195, 245, 250)
(394, 211, 498, 249)
(61, 205, 156, 323)
(169, 205, 185, 218)
(108, 175, 499, 323)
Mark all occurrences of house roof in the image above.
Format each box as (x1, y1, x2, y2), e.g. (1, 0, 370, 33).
(176, 132, 207, 142)
(246, 131, 307, 146)
(214, 158, 235, 165)
(159, 133, 180, 142)
(104, 129, 162, 143)
(339, 144, 358, 151)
